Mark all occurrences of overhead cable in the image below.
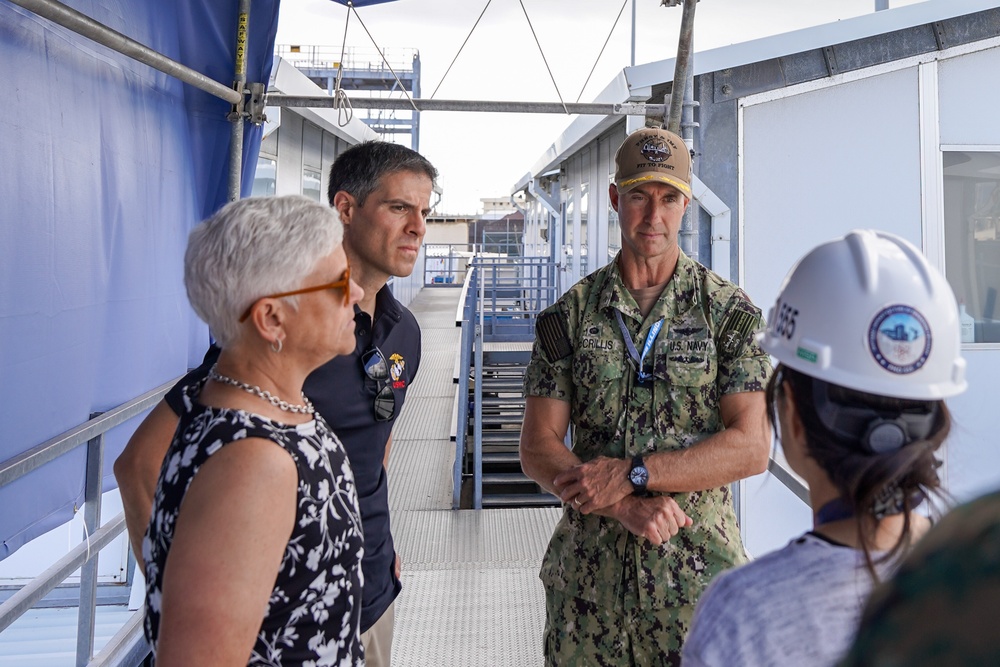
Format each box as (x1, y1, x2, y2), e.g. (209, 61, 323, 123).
(576, 0, 629, 103)
(517, 0, 567, 114)
(430, 0, 493, 100)
(349, 3, 419, 113)
(333, 5, 355, 126)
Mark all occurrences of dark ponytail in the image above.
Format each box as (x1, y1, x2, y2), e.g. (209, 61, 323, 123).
(766, 364, 951, 578)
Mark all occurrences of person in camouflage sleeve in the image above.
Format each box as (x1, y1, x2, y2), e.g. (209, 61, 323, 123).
(840, 488, 1000, 666)
(519, 126, 772, 666)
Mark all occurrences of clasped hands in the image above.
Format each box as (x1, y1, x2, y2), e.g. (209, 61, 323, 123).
(552, 455, 692, 546)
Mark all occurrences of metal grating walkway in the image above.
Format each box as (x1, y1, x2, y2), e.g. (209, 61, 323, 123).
(390, 288, 559, 666)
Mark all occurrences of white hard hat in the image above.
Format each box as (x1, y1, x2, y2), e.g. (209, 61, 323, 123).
(760, 229, 967, 401)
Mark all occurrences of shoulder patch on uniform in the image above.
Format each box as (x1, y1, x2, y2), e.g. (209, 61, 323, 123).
(719, 304, 759, 360)
(536, 311, 572, 361)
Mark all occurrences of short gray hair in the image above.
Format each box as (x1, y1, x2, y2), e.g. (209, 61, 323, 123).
(185, 195, 343, 347)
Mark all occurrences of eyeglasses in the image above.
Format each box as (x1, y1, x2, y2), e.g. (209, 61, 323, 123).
(362, 346, 396, 421)
(239, 262, 351, 322)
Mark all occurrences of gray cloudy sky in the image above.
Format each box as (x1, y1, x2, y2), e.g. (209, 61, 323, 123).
(275, 0, 927, 213)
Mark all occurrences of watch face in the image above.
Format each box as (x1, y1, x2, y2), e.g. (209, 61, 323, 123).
(630, 466, 648, 487)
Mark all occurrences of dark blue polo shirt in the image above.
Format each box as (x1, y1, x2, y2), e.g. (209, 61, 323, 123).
(165, 284, 420, 632)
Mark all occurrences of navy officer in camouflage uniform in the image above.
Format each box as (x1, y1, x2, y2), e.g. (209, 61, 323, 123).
(519, 126, 773, 666)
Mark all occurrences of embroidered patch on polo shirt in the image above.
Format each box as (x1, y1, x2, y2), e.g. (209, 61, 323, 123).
(536, 311, 572, 361)
(389, 352, 407, 388)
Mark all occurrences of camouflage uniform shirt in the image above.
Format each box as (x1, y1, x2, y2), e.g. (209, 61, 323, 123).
(523, 251, 772, 611)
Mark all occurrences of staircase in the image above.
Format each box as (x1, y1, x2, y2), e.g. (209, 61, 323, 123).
(451, 258, 562, 510)
(475, 348, 559, 508)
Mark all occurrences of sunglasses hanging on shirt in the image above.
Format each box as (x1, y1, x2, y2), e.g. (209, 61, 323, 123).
(362, 346, 396, 421)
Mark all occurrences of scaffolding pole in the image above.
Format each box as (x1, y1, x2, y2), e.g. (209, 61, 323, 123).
(266, 95, 667, 117)
(666, 0, 697, 134)
(229, 0, 251, 202)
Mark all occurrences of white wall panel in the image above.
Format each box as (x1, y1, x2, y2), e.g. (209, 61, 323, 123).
(742, 67, 922, 309)
(739, 66, 924, 555)
(276, 112, 304, 196)
(939, 46, 1000, 145)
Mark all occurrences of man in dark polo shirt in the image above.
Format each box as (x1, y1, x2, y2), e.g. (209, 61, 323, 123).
(114, 141, 437, 667)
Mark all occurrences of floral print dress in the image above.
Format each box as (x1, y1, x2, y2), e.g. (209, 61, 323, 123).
(143, 383, 365, 666)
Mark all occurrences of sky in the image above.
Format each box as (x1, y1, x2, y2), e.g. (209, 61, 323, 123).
(274, 0, 928, 214)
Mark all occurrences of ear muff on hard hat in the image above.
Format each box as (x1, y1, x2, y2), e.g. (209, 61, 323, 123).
(760, 229, 967, 401)
(809, 375, 938, 454)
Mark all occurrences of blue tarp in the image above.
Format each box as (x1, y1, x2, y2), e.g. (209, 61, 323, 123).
(0, 0, 279, 559)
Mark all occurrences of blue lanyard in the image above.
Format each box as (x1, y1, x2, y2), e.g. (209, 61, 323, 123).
(614, 310, 664, 384)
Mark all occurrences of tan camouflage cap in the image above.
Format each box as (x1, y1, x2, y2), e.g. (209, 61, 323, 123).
(614, 127, 692, 197)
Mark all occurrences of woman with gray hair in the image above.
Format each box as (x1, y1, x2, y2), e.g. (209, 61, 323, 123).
(142, 195, 366, 666)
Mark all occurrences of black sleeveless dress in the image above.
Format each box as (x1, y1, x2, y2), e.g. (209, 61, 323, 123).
(143, 383, 365, 666)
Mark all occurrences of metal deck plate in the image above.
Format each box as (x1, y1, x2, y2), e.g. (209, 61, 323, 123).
(394, 567, 547, 667)
(387, 439, 454, 512)
(394, 396, 456, 441)
(390, 289, 560, 666)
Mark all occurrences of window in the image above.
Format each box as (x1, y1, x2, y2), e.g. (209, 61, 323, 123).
(302, 167, 322, 202)
(943, 150, 1000, 343)
(252, 157, 276, 197)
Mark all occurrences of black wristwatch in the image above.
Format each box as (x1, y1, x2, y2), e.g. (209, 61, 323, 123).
(628, 454, 649, 496)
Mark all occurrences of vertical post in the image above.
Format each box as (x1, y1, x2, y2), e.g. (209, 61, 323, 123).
(666, 0, 697, 135)
(228, 0, 251, 202)
(679, 48, 699, 261)
(474, 267, 485, 509)
(875, 0, 889, 10)
(630, 0, 637, 67)
(75, 423, 104, 667)
(412, 52, 421, 153)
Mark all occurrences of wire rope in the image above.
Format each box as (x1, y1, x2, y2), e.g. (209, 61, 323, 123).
(350, 4, 420, 113)
(517, 0, 567, 114)
(430, 0, 494, 100)
(575, 0, 629, 103)
(333, 3, 355, 126)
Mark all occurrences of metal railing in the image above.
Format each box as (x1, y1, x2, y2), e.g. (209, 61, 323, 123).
(423, 243, 477, 288)
(473, 257, 558, 342)
(767, 456, 809, 505)
(274, 45, 419, 72)
(452, 257, 559, 508)
(452, 267, 478, 509)
(0, 377, 179, 667)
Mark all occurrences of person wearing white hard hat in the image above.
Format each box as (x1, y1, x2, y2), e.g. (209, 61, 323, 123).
(681, 229, 967, 667)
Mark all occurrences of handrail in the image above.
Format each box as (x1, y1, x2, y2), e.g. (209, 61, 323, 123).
(767, 456, 810, 505)
(0, 513, 126, 632)
(455, 266, 474, 327)
(0, 375, 179, 666)
(85, 608, 147, 667)
(0, 378, 178, 489)
(453, 268, 477, 509)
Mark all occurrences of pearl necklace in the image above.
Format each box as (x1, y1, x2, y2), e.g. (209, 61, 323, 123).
(208, 365, 315, 415)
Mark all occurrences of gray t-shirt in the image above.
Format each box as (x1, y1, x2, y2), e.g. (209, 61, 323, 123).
(682, 532, 891, 667)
